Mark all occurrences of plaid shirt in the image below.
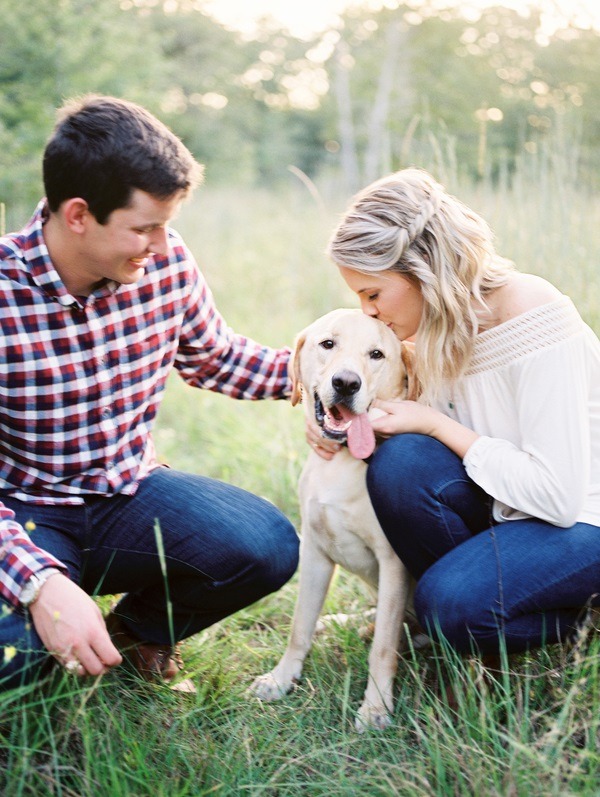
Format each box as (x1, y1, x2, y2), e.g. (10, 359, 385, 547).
(0, 200, 291, 606)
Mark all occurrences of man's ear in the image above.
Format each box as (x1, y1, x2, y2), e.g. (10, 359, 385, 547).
(61, 198, 92, 234)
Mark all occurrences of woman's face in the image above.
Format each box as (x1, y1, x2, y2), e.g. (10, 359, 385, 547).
(339, 266, 424, 341)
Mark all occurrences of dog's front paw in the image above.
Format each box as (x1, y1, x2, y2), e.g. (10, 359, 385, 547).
(355, 700, 393, 732)
(248, 672, 294, 702)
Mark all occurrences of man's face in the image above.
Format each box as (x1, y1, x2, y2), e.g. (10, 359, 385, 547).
(73, 188, 185, 295)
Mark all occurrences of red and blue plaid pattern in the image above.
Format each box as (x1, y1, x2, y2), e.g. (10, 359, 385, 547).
(0, 201, 291, 605)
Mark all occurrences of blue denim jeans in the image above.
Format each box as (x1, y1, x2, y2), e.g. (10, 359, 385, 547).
(366, 434, 600, 654)
(0, 466, 299, 689)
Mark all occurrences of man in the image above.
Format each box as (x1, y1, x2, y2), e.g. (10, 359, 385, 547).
(0, 95, 299, 692)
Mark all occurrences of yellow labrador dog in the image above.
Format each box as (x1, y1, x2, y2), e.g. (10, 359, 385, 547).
(250, 309, 419, 731)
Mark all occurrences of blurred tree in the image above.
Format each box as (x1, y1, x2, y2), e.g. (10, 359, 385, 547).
(141, 4, 330, 183)
(0, 0, 329, 213)
(0, 0, 168, 218)
(317, 1, 600, 188)
(1, 0, 599, 214)
(325, 7, 416, 191)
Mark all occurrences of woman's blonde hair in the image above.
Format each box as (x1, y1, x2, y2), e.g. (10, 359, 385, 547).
(327, 168, 514, 399)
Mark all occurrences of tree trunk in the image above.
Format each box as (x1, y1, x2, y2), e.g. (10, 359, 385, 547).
(364, 19, 408, 183)
(333, 38, 360, 195)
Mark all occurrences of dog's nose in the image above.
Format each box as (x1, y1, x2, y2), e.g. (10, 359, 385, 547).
(332, 370, 361, 397)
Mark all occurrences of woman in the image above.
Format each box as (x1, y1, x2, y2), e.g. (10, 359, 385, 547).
(312, 167, 600, 656)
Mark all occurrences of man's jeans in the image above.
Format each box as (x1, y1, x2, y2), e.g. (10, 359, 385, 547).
(366, 434, 600, 654)
(0, 467, 299, 689)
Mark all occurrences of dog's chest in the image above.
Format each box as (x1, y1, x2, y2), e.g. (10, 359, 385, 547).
(299, 454, 385, 584)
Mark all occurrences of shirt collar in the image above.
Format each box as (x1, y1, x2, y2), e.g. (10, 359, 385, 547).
(23, 199, 120, 308)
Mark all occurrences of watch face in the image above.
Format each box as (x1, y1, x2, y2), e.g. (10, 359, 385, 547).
(20, 580, 38, 606)
(20, 573, 45, 607)
(20, 569, 61, 607)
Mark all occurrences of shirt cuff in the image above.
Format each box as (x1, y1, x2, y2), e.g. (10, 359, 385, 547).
(462, 434, 491, 472)
(0, 527, 68, 608)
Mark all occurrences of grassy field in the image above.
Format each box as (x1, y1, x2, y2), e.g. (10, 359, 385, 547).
(1, 161, 600, 796)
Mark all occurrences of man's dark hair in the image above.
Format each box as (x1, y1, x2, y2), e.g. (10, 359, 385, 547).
(43, 95, 204, 224)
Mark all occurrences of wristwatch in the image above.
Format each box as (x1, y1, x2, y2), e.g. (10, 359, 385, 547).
(19, 567, 62, 608)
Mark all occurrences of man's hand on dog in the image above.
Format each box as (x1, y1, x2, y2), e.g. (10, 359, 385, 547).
(305, 417, 342, 460)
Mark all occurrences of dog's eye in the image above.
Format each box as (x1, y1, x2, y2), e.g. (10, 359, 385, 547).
(369, 349, 385, 360)
(319, 339, 335, 350)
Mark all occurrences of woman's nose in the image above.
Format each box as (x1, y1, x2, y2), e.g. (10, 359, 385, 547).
(361, 299, 378, 317)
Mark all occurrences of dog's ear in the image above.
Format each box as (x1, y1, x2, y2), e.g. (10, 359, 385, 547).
(401, 341, 421, 401)
(290, 331, 307, 406)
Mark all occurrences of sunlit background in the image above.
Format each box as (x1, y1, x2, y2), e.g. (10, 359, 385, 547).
(202, 0, 600, 37)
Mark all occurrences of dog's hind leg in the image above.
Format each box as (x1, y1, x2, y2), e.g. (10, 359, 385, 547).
(249, 537, 336, 701)
(355, 552, 410, 731)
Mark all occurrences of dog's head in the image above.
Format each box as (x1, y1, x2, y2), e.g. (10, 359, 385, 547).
(291, 309, 419, 459)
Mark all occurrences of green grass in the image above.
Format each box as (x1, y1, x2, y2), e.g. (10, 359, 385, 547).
(2, 610, 598, 795)
(2, 161, 600, 796)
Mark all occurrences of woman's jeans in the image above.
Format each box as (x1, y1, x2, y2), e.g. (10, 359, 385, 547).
(366, 435, 600, 655)
(0, 467, 299, 690)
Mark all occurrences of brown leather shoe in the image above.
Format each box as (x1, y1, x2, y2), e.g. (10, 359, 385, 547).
(105, 612, 196, 693)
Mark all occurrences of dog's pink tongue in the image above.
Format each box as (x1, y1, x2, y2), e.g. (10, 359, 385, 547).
(335, 405, 376, 459)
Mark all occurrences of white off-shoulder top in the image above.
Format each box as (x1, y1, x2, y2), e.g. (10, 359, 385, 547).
(435, 296, 600, 528)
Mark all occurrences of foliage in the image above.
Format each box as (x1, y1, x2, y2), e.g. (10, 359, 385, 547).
(0, 0, 166, 217)
(2, 0, 600, 222)
(0, 0, 330, 216)
(317, 2, 600, 189)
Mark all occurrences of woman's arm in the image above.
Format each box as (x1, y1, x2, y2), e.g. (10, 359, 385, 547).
(370, 400, 479, 459)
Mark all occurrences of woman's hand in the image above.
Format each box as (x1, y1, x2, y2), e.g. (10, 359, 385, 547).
(305, 417, 342, 460)
(370, 399, 480, 460)
(370, 398, 436, 438)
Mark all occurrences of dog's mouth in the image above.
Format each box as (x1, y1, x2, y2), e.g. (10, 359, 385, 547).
(314, 393, 376, 460)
